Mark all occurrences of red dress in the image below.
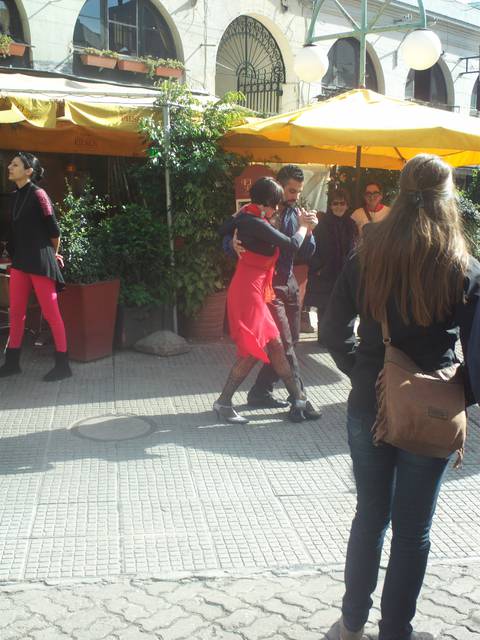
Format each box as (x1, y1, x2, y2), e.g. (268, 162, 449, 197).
(227, 209, 280, 363)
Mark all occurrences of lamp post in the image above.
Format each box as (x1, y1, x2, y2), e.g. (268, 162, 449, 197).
(294, 0, 442, 87)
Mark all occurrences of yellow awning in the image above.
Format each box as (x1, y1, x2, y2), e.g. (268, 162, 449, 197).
(0, 96, 57, 127)
(222, 89, 480, 169)
(0, 88, 158, 156)
(0, 121, 148, 157)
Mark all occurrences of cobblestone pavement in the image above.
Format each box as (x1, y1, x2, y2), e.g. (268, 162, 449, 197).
(0, 336, 479, 639)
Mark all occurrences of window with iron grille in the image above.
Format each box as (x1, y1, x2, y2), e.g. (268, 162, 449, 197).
(216, 16, 286, 115)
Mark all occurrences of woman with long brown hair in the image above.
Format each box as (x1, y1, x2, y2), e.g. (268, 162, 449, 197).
(321, 154, 480, 640)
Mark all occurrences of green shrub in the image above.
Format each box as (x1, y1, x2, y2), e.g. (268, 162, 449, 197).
(97, 204, 174, 307)
(57, 183, 112, 284)
(138, 81, 248, 316)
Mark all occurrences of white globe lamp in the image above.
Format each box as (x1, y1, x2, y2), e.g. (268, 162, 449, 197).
(400, 29, 442, 71)
(294, 45, 329, 83)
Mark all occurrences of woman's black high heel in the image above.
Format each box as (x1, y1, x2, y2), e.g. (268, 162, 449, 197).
(213, 401, 249, 424)
(288, 399, 307, 423)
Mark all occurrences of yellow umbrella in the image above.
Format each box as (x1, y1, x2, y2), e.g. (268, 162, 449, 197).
(221, 89, 480, 169)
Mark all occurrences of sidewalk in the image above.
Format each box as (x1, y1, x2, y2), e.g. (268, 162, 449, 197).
(0, 336, 479, 639)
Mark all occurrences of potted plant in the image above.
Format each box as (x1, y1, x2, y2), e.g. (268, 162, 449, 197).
(141, 56, 184, 79)
(57, 183, 120, 362)
(117, 55, 148, 74)
(0, 34, 26, 58)
(96, 204, 176, 348)
(80, 47, 118, 69)
(138, 81, 248, 339)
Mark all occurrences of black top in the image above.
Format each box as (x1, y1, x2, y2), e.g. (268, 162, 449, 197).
(320, 253, 480, 415)
(305, 211, 357, 306)
(219, 212, 306, 256)
(7, 182, 64, 289)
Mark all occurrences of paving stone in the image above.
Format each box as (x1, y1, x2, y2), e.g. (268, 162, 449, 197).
(160, 614, 206, 640)
(216, 607, 259, 630)
(276, 622, 323, 640)
(241, 614, 286, 639)
(138, 605, 187, 632)
(31, 629, 72, 640)
(0, 342, 479, 640)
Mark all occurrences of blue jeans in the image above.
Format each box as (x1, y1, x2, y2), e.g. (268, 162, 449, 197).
(342, 412, 449, 640)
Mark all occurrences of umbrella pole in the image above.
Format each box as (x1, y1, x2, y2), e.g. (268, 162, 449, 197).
(355, 145, 362, 207)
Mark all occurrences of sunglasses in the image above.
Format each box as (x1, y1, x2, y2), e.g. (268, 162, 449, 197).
(365, 191, 381, 197)
(331, 201, 347, 206)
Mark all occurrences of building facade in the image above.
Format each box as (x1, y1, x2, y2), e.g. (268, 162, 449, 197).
(1, 0, 480, 115)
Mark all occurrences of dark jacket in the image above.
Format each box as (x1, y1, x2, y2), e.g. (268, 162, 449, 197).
(222, 206, 316, 287)
(218, 212, 307, 257)
(305, 211, 357, 310)
(468, 300, 480, 404)
(320, 253, 480, 415)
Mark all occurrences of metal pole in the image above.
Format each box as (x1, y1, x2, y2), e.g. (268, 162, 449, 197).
(355, 145, 362, 206)
(163, 103, 178, 334)
(358, 0, 367, 88)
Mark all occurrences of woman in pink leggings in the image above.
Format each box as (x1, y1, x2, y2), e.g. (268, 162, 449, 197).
(0, 152, 72, 381)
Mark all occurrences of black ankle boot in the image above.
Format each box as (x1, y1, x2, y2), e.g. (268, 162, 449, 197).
(0, 347, 22, 378)
(43, 351, 72, 382)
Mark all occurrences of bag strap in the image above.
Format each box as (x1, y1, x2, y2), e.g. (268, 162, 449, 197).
(381, 316, 391, 345)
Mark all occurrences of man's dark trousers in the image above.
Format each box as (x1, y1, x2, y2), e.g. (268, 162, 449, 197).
(250, 273, 303, 396)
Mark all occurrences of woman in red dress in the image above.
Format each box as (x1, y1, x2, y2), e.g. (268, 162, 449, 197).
(215, 177, 311, 424)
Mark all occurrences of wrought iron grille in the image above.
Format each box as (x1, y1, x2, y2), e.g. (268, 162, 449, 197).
(216, 15, 285, 114)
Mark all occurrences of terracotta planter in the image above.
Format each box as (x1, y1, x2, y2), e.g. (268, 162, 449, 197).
(6, 42, 26, 57)
(155, 66, 183, 79)
(118, 59, 148, 73)
(185, 290, 227, 340)
(59, 279, 120, 362)
(80, 53, 117, 69)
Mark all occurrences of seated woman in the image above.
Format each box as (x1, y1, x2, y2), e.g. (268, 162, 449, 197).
(305, 188, 357, 344)
(215, 177, 312, 424)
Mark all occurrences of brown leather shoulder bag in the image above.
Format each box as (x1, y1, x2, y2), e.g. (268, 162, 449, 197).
(372, 317, 467, 467)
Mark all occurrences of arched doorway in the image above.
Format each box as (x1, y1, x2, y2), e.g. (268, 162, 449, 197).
(405, 64, 449, 110)
(216, 16, 286, 114)
(322, 37, 378, 95)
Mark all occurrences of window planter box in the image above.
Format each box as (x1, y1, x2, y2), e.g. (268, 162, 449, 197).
(155, 65, 183, 79)
(117, 59, 148, 73)
(6, 42, 26, 57)
(80, 53, 117, 69)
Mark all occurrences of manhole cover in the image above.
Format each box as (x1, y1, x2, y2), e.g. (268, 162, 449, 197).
(71, 414, 154, 442)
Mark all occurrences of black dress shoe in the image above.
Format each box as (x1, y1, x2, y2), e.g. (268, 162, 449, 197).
(247, 394, 290, 409)
(303, 401, 322, 420)
(288, 399, 307, 423)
